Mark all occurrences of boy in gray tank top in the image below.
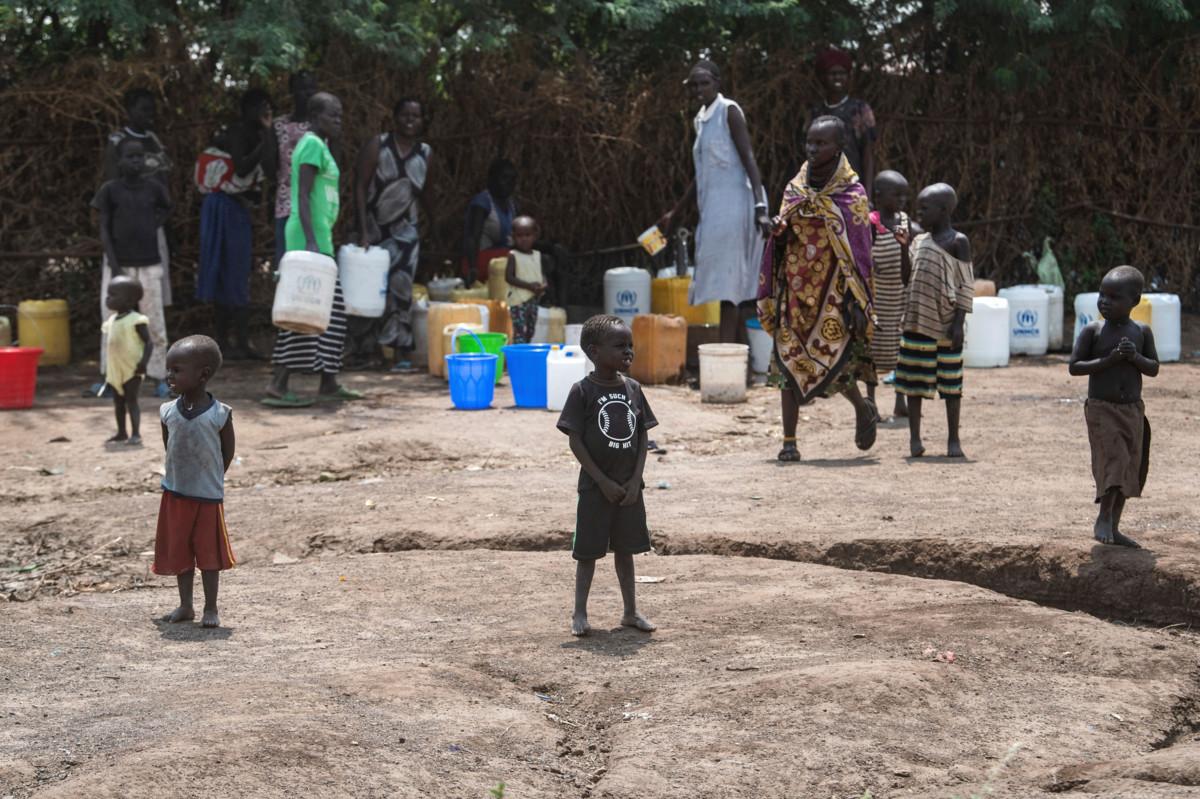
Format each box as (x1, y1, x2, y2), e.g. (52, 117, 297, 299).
(155, 335, 237, 628)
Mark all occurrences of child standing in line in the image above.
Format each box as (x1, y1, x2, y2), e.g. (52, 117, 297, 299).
(93, 137, 172, 396)
(1069, 265, 1159, 548)
(895, 183, 974, 458)
(156, 335, 237, 628)
(102, 276, 153, 445)
(867, 170, 918, 420)
(505, 215, 548, 344)
(557, 315, 657, 637)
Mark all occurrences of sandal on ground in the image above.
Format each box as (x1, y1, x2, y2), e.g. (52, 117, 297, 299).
(260, 392, 314, 408)
(777, 441, 800, 462)
(315, 386, 365, 402)
(855, 398, 880, 451)
(390, 361, 420, 374)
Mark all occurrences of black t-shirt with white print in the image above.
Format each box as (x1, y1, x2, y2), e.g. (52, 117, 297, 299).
(556, 374, 658, 492)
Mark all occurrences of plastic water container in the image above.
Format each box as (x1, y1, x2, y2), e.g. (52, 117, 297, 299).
(651, 276, 720, 325)
(427, 277, 463, 302)
(546, 345, 592, 412)
(630, 314, 686, 385)
(0, 347, 44, 409)
(533, 307, 567, 343)
(998, 286, 1049, 355)
(17, 300, 70, 366)
(454, 330, 507, 384)
(1073, 292, 1099, 345)
(487, 257, 509, 301)
(427, 304, 482, 378)
(963, 297, 1010, 368)
(273, 251, 338, 334)
(1009, 284, 1064, 350)
(604, 267, 652, 327)
(445, 331, 496, 410)
(974, 279, 997, 298)
(337, 244, 388, 318)
(699, 343, 749, 403)
(0, 316, 10, 347)
(1146, 293, 1182, 362)
(503, 343, 554, 407)
(565, 324, 583, 346)
(410, 302, 430, 368)
(745, 317, 773, 373)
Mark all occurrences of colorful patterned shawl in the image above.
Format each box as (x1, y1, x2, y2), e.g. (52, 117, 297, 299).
(756, 155, 874, 402)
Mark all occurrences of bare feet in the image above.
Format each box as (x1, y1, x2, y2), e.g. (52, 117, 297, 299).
(777, 442, 800, 462)
(910, 437, 926, 458)
(1112, 531, 1142, 549)
(163, 606, 195, 623)
(106, 433, 128, 443)
(127, 435, 142, 446)
(947, 439, 965, 458)
(201, 609, 220, 628)
(1094, 515, 1114, 545)
(621, 612, 656, 632)
(571, 613, 591, 637)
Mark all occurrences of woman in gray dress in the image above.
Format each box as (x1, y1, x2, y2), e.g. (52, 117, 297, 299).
(660, 60, 773, 345)
(352, 97, 434, 371)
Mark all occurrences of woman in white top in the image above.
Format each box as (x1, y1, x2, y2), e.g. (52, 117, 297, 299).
(660, 60, 773, 346)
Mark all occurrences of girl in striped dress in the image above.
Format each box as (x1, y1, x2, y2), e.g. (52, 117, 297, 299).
(868, 170, 918, 419)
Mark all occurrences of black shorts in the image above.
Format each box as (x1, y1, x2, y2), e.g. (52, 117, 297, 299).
(572, 487, 652, 561)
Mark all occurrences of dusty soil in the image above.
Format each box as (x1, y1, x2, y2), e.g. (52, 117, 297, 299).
(3, 344, 1200, 798)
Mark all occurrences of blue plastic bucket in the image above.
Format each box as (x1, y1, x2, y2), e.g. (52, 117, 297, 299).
(445, 330, 498, 410)
(502, 343, 553, 407)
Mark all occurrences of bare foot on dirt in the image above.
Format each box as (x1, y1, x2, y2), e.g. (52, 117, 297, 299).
(163, 606, 194, 623)
(1094, 516, 1114, 545)
(910, 437, 926, 458)
(1112, 531, 1142, 549)
(106, 433, 128, 443)
(621, 612, 656, 632)
(201, 609, 220, 628)
(777, 442, 800, 462)
(127, 435, 142, 446)
(947, 439, 965, 458)
(571, 613, 591, 637)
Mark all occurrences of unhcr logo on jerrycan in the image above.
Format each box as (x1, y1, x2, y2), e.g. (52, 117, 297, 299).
(1014, 308, 1040, 336)
(617, 289, 639, 312)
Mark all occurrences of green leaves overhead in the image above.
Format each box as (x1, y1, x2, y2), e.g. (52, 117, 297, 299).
(0, 0, 1196, 80)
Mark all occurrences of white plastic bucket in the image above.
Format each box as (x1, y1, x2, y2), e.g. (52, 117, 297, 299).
(565, 324, 583, 346)
(1073, 292, 1100, 345)
(1146, 293, 1182, 362)
(963, 296, 1010, 368)
(699, 343, 749, 404)
(998, 286, 1050, 355)
(604, 267, 652, 328)
(337, 244, 389, 318)
(546, 345, 593, 411)
(745, 318, 773, 373)
(272, 250, 338, 334)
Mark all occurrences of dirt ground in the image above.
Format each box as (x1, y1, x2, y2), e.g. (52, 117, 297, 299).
(3, 337, 1200, 798)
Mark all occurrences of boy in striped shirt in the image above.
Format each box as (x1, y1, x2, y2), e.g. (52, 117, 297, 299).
(895, 183, 974, 458)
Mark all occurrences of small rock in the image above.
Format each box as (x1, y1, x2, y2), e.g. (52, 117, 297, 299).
(893, 768, 912, 777)
(852, 633, 867, 639)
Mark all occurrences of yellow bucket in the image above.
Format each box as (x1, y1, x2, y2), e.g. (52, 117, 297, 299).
(17, 299, 70, 365)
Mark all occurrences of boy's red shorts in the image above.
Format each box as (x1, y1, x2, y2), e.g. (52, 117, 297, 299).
(153, 492, 237, 575)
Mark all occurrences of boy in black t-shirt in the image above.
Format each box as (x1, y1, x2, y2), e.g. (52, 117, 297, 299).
(557, 315, 658, 637)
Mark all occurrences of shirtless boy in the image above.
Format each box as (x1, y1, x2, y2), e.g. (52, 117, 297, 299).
(1068, 266, 1159, 547)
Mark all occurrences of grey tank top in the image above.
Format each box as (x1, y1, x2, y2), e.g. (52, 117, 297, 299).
(160, 397, 231, 501)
